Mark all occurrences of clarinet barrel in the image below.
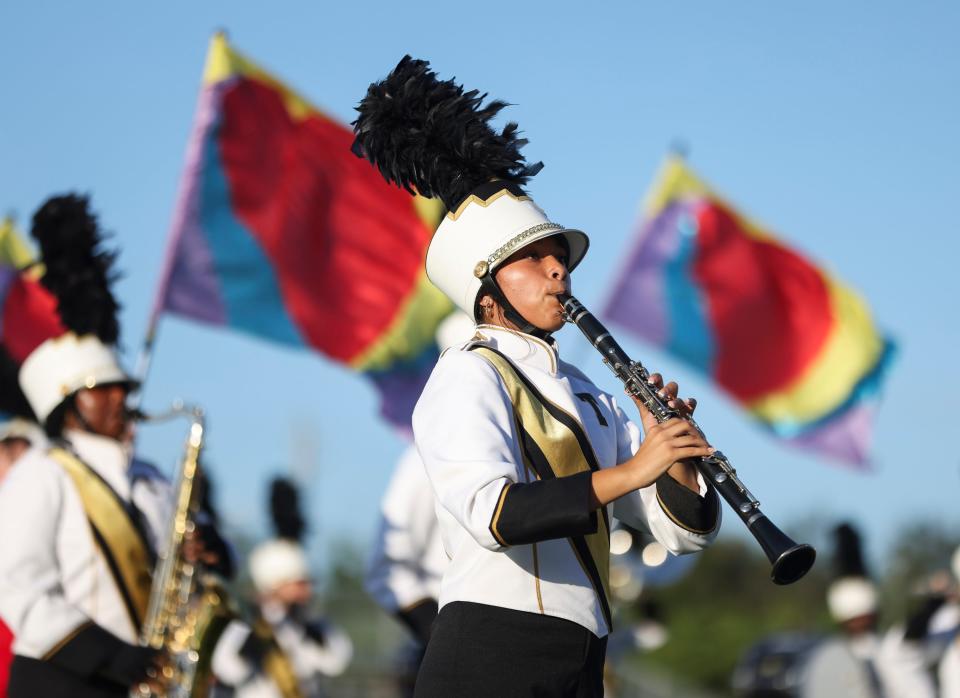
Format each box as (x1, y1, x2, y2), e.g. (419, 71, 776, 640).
(558, 293, 815, 585)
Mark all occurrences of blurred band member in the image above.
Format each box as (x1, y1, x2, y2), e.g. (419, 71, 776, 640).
(365, 444, 446, 644)
(0, 196, 229, 698)
(365, 314, 474, 650)
(0, 419, 44, 485)
(212, 478, 352, 697)
(804, 523, 935, 698)
(937, 547, 960, 697)
(0, 418, 45, 698)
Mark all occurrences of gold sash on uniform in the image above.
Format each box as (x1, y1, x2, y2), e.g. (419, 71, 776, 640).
(252, 617, 304, 698)
(50, 447, 153, 631)
(471, 346, 612, 626)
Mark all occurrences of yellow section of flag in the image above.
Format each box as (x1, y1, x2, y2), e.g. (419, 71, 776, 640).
(0, 217, 36, 270)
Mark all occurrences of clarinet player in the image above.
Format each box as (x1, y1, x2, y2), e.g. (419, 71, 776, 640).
(352, 56, 721, 698)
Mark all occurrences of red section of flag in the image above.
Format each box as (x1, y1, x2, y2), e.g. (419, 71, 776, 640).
(2, 276, 66, 363)
(691, 201, 833, 400)
(217, 78, 433, 362)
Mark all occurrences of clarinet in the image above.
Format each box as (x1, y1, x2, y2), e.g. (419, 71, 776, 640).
(559, 293, 815, 584)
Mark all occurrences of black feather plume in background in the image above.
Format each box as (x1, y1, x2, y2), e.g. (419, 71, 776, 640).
(30, 194, 121, 345)
(351, 55, 543, 211)
(833, 522, 870, 579)
(269, 476, 307, 542)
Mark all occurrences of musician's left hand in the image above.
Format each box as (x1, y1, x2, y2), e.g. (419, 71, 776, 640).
(183, 527, 222, 567)
(630, 374, 702, 493)
(632, 373, 697, 435)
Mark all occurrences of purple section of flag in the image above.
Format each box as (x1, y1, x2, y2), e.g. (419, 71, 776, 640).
(365, 342, 440, 432)
(603, 201, 695, 345)
(785, 402, 875, 469)
(154, 83, 228, 326)
(0, 266, 15, 343)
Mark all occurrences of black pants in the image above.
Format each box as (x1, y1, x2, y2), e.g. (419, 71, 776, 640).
(415, 601, 607, 698)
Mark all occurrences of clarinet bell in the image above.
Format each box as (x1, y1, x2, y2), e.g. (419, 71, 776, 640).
(751, 516, 817, 585)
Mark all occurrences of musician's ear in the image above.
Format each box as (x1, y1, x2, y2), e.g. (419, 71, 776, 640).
(475, 293, 496, 323)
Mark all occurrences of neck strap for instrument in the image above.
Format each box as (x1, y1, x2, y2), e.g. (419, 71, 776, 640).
(49, 447, 153, 633)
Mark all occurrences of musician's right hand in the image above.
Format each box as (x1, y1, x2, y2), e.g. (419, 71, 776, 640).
(589, 419, 715, 508)
(624, 418, 715, 490)
(100, 641, 161, 689)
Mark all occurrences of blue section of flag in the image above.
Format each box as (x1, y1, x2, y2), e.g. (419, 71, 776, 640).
(199, 123, 305, 347)
(663, 211, 714, 373)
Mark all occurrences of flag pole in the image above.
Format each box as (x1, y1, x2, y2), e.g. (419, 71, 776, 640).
(129, 31, 225, 411)
(129, 310, 161, 411)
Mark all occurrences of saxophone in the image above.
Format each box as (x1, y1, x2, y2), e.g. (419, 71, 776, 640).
(132, 404, 233, 698)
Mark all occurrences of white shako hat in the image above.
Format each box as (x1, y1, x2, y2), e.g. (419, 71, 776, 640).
(827, 523, 877, 623)
(426, 181, 589, 317)
(20, 333, 131, 424)
(251, 476, 311, 593)
(352, 56, 588, 320)
(12, 194, 135, 425)
(0, 417, 47, 448)
(827, 577, 878, 622)
(249, 539, 310, 593)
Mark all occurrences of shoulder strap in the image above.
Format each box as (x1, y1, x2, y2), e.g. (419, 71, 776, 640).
(49, 448, 153, 632)
(251, 618, 305, 698)
(470, 345, 612, 628)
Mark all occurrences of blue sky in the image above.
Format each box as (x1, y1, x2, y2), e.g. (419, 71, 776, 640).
(2, 1, 958, 578)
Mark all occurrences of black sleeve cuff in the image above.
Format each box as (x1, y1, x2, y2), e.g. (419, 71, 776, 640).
(904, 595, 947, 640)
(44, 622, 155, 686)
(43, 622, 118, 678)
(490, 471, 597, 546)
(239, 629, 269, 666)
(397, 598, 438, 645)
(655, 475, 719, 534)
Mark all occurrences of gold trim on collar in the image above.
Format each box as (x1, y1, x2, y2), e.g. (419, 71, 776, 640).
(445, 188, 531, 221)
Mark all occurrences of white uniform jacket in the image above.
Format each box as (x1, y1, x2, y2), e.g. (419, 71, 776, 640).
(412, 325, 720, 638)
(0, 429, 171, 660)
(211, 609, 353, 698)
(365, 444, 447, 624)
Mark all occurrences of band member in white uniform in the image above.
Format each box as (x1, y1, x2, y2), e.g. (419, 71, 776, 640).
(0, 310, 49, 698)
(352, 56, 720, 697)
(366, 443, 448, 646)
(803, 523, 935, 698)
(936, 547, 960, 697)
(0, 196, 229, 698)
(0, 417, 46, 698)
(212, 478, 352, 698)
(365, 314, 474, 642)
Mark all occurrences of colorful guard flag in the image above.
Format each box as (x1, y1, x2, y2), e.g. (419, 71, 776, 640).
(154, 34, 453, 429)
(603, 156, 894, 467)
(1, 223, 64, 426)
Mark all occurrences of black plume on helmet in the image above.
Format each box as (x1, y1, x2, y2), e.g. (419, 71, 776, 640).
(30, 194, 121, 345)
(351, 55, 543, 211)
(833, 522, 870, 579)
(269, 476, 307, 542)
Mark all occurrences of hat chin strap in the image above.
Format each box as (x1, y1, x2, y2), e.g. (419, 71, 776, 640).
(478, 275, 552, 341)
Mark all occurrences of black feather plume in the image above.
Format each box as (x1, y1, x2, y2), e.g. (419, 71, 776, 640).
(0, 346, 35, 421)
(833, 522, 870, 579)
(269, 476, 307, 542)
(30, 194, 121, 344)
(352, 55, 543, 211)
